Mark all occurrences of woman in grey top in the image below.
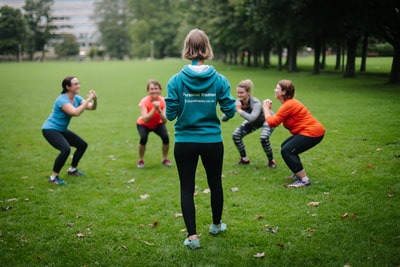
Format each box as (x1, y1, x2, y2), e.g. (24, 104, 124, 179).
(223, 79, 276, 167)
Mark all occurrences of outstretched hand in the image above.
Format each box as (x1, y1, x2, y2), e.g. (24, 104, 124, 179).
(263, 99, 272, 109)
(88, 90, 97, 101)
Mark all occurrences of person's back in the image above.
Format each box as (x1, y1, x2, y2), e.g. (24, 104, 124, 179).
(165, 29, 235, 250)
(166, 64, 235, 142)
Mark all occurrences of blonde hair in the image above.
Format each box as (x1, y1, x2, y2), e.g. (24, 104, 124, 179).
(237, 79, 254, 93)
(181, 29, 214, 61)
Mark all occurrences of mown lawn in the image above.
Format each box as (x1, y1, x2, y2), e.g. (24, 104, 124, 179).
(0, 57, 399, 266)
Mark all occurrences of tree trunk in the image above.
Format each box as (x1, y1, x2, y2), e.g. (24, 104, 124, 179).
(288, 44, 298, 72)
(320, 38, 326, 69)
(263, 46, 271, 68)
(389, 43, 400, 84)
(335, 39, 341, 70)
(344, 36, 358, 78)
(247, 50, 251, 67)
(254, 49, 259, 67)
(277, 46, 283, 71)
(360, 33, 368, 72)
(313, 37, 321, 74)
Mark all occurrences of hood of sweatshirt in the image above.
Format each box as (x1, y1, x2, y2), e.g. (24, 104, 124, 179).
(180, 65, 218, 93)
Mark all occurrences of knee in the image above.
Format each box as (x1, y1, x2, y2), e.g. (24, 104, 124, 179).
(139, 137, 148, 145)
(81, 141, 88, 151)
(281, 145, 291, 157)
(60, 146, 71, 155)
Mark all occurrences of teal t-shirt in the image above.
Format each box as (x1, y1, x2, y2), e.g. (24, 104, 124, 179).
(42, 94, 83, 132)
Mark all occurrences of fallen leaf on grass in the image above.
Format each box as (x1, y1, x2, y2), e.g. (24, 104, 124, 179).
(203, 188, 211, 194)
(67, 222, 74, 227)
(304, 228, 316, 232)
(277, 243, 284, 248)
(24, 198, 29, 202)
(140, 194, 150, 199)
(127, 178, 135, 183)
(121, 245, 128, 250)
(8, 198, 18, 202)
(150, 221, 158, 228)
(0, 206, 12, 211)
(340, 212, 356, 219)
(21, 176, 29, 179)
(143, 241, 154, 246)
(253, 252, 265, 258)
(265, 226, 279, 233)
(307, 202, 320, 207)
(76, 233, 85, 238)
(387, 193, 394, 198)
(230, 187, 239, 192)
(174, 212, 182, 217)
(255, 214, 264, 219)
(48, 189, 54, 192)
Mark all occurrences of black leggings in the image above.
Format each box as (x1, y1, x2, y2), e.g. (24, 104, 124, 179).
(174, 142, 224, 236)
(136, 123, 169, 145)
(42, 129, 88, 173)
(281, 134, 324, 173)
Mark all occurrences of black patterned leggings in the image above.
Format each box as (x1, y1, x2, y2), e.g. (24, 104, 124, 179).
(232, 121, 274, 160)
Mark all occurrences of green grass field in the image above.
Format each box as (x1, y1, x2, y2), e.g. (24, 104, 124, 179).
(0, 57, 399, 266)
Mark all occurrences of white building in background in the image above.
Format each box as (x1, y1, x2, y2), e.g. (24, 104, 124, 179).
(0, 0, 99, 56)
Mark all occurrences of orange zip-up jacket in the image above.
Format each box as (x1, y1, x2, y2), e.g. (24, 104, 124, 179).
(266, 98, 325, 137)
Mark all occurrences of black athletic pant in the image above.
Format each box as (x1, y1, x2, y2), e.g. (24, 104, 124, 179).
(42, 129, 88, 174)
(281, 134, 324, 174)
(137, 123, 169, 145)
(174, 142, 224, 236)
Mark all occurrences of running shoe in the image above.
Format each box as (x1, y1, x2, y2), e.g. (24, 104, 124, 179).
(162, 159, 172, 167)
(183, 238, 200, 250)
(285, 179, 311, 188)
(209, 222, 227, 235)
(49, 176, 67, 185)
(68, 169, 85, 176)
(237, 158, 250, 165)
(137, 160, 144, 168)
(268, 159, 277, 168)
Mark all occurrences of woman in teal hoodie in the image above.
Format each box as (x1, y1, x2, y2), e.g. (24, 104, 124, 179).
(166, 29, 236, 250)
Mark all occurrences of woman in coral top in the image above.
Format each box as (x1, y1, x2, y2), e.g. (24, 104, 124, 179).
(263, 80, 325, 188)
(136, 80, 171, 168)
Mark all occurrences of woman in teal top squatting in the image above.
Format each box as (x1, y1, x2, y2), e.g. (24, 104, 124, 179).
(42, 76, 97, 185)
(166, 29, 236, 250)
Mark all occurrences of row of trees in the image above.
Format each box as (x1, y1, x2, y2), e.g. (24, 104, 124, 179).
(0, 0, 399, 83)
(0, 0, 77, 60)
(93, 0, 399, 83)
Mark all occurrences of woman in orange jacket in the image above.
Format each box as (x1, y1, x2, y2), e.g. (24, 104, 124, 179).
(263, 80, 325, 188)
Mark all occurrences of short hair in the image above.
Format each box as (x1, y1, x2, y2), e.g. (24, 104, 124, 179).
(237, 79, 254, 93)
(278, 80, 295, 100)
(181, 29, 214, 61)
(146, 79, 162, 91)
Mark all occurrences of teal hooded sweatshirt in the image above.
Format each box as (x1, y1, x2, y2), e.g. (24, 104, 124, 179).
(166, 64, 236, 143)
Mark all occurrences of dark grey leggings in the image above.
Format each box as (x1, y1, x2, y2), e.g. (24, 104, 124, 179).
(281, 134, 324, 173)
(42, 129, 88, 173)
(174, 142, 224, 236)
